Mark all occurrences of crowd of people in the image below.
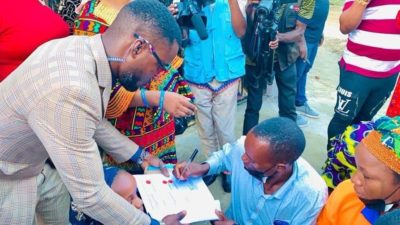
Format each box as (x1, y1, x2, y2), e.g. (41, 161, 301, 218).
(0, 0, 399, 224)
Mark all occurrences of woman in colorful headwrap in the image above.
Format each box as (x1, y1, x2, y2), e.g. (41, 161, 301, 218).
(73, 0, 195, 173)
(318, 116, 400, 225)
(322, 117, 400, 192)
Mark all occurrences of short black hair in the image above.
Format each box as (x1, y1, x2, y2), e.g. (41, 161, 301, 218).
(251, 117, 306, 164)
(114, 0, 182, 46)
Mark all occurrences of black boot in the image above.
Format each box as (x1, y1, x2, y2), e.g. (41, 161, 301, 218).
(222, 173, 231, 193)
(202, 174, 218, 186)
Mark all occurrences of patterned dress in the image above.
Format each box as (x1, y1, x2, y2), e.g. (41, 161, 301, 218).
(74, 0, 194, 173)
(322, 121, 374, 190)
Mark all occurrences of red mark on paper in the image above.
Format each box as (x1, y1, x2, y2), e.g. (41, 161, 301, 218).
(146, 180, 151, 184)
(168, 179, 173, 183)
(162, 180, 168, 184)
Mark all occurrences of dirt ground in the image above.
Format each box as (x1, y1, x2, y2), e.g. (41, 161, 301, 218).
(174, 5, 391, 224)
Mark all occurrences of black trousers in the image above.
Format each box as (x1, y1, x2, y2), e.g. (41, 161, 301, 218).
(327, 65, 398, 144)
(243, 63, 297, 135)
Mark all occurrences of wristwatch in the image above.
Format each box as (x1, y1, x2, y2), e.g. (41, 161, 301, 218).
(355, 0, 369, 6)
(137, 149, 149, 165)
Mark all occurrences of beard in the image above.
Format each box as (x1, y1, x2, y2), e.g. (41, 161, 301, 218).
(119, 72, 141, 92)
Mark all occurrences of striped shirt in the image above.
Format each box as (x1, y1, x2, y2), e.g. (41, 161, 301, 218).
(340, 0, 400, 78)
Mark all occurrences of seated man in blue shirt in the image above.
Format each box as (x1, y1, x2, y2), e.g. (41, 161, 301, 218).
(174, 117, 327, 225)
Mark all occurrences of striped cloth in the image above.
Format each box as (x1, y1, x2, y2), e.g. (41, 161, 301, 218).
(340, 0, 400, 78)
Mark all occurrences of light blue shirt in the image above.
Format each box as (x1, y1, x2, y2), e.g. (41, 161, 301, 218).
(206, 136, 328, 225)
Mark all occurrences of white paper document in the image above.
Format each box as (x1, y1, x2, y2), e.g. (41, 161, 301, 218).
(134, 174, 220, 223)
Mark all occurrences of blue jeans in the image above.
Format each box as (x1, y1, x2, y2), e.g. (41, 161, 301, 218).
(295, 42, 319, 106)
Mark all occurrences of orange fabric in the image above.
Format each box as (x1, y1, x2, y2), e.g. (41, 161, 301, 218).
(105, 88, 136, 118)
(317, 180, 370, 225)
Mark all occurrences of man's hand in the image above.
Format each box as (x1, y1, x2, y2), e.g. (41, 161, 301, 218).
(168, 3, 179, 16)
(131, 198, 144, 212)
(162, 210, 188, 225)
(269, 36, 279, 50)
(164, 92, 196, 118)
(173, 162, 209, 180)
(245, 0, 259, 17)
(141, 155, 169, 177)
(297, 36, 307, 60)
(247, 0, 260, 4)
(213, 210, 236, 225)
(319, 34, 324, 47)
(275, 20, 307, 43)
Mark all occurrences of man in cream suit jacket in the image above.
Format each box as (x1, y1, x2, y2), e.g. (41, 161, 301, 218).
(0, 1, 187, 224)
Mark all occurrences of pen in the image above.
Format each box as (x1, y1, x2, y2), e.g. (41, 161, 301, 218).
(181, 148, 199, 179)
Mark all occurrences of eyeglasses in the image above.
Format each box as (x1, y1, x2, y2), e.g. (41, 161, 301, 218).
(133, 33, 170, 71)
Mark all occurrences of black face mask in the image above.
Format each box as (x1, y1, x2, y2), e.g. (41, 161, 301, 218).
(360, 199, 386, 212)
(244, 166, 268, 182)
(359, 184, 400, 211)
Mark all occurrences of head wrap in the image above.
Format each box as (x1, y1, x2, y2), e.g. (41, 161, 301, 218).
(103, 166, 121, 187)
(362, 116, 400, 174)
